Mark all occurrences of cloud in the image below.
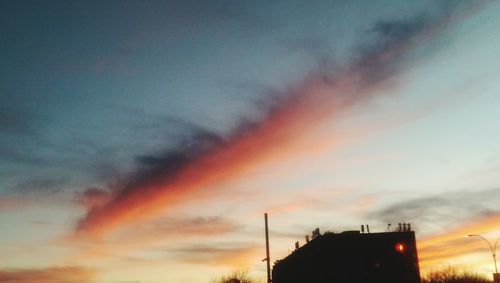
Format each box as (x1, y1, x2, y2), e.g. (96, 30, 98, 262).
(75, 187, 112, 210)
(168, 243, 261, 267)
(417, 213, 500, 272)
(74, 5, 474, 238)
(0, 85, 50, 142)
(366, 187, 500, 272)
(0, 266, 95, 283)
(107, 216, 244, 245)
(367, 187, 500, 233)
(9, 176, 70, 195)
(65, 216, 243, 263)
(0, 197, 28, 212)
(371, 15, 428, 44)
(151, 216, 242, 236)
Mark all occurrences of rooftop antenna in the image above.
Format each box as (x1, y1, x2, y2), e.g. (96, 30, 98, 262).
(264, 213, 271, 283)
(312, 228, 320, 238)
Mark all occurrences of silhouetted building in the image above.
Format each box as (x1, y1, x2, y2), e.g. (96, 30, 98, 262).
(272, 227, 421, 283)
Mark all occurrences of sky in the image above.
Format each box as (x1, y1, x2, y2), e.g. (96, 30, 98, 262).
(1, 0, 500, 282)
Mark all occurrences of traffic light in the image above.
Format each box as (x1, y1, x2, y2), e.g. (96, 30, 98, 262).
(395, 242, 406, 253)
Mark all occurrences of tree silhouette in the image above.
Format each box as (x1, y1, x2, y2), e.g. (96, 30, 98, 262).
(210, 270, 258, 283)
(422, 267, 492, 283)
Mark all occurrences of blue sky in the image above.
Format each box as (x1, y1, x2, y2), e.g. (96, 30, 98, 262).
(1, 1, 500, 282)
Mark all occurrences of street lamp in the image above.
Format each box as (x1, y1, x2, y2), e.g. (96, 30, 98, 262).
(468, 234, 500, 283)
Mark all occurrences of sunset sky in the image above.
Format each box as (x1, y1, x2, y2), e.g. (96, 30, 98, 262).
(1, 1, 500, 282)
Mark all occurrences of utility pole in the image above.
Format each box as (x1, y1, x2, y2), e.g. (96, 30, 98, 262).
(264, 213, 271, 283)
(468, 234, 500, 283)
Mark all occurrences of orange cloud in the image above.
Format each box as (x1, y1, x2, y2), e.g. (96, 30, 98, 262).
(418, 213, 500, 273)
(0, 266, 95, 283)
(74, 7, 479, 239)
(75, 75, 384, 238)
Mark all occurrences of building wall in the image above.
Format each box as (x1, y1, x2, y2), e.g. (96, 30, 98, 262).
(272, 231, 421, 283)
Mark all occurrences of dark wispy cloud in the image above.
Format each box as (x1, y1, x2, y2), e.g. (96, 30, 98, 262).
(368, 187, 500, 233)
(0, 0, 272, 194)
(108, 216, 244, 243)
(371, 14, 428, 43)
(65, 215, 244, 263)
(151, 216, 243, 236)
(76, 187, 112, 210)
(0, 196, 28, 212)
(0, 98, 39, 138)
(167, 242, 260, 266)
(0, 99, 48, 166)
(9, 176, 70, 195)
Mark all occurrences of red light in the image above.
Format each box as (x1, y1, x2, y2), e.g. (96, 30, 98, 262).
(395, 243, 406, 253)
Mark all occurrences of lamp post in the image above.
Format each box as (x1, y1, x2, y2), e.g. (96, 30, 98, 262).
(468, 234, 500, 283)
